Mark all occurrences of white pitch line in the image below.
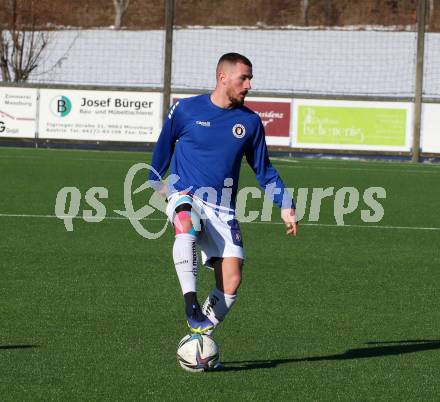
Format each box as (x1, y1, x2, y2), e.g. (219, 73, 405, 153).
(3, 153, 439, 173)
(295, 222, 440, 231)
(271, 158, 300, 163)
(246, 221, 440, 231)
(270, 158, 440, 174)
(0, 213, 127, 220)
(272, 163, 440, 175)
(3, 154, 439, 175)
(0, 213, 439, 231)
(0, 155, 142, 163)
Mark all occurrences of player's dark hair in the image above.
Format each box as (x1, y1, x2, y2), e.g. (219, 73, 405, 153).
(217, 53, 252, 68)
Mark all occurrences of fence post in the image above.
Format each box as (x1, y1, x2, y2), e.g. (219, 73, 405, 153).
(412, 0, 427, 162)
(162, 0, 175, 123)
(35, 88, 40, 149)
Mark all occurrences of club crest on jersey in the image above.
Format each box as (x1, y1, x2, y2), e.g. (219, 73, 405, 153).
(232, 123, 246, 139)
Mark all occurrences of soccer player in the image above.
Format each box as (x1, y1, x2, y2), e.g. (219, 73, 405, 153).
(149, 52, 297, 339)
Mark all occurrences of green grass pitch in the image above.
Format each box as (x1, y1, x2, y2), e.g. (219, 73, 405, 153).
(0, 146, 439, 401)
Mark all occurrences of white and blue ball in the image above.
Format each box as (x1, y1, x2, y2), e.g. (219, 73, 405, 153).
(176, 334, 219, 372)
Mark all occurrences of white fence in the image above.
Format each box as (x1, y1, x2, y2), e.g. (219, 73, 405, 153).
(23, 28, 440, 98)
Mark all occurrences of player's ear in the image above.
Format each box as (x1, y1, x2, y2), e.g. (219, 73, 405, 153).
(217, 70, 227, 85)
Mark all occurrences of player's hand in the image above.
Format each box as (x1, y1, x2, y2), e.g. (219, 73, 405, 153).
(156, 183, 168, 198)
(281, 208, 298, 236)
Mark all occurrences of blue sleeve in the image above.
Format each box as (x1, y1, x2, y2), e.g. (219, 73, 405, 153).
(148, 101, 182, 186)
(245, 120, 295, 209)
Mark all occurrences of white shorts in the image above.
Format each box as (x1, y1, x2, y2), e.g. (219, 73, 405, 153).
(166, 192, 244, 268)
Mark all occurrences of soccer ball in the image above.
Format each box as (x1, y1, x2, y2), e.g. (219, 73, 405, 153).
(176, 334, 219, 372)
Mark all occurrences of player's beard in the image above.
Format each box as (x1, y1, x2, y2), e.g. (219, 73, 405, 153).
(227, 88, 247, 108)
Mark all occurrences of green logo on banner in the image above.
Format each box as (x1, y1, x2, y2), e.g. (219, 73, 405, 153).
(297, 106, 406, 146)
(50, 95, 72, 117)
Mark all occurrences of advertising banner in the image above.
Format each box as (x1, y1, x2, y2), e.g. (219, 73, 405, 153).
(39, 89, 162, 142)
(0, 87, 37, 139)
(172, 94, 292, 146)
(421, 103, 440, 154)
(245, 97, 291, 146)
(293, 99, 413, 151)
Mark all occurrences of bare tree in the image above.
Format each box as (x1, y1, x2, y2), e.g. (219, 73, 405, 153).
(325, 0, 334, 26)
(428, 0, 434, 26)
(113, 0, 130, 29)
(302, 0, 310, 26)
(0, 0, 49, 82)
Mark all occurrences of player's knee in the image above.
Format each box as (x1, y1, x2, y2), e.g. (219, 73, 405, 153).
(174, 206, 201, 236)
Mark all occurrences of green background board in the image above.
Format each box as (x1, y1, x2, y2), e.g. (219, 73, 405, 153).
(297, 105, 407, 146)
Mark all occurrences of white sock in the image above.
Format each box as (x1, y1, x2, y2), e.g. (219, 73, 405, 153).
(172, 233, 198, 295)
(202, 288, 237, 334)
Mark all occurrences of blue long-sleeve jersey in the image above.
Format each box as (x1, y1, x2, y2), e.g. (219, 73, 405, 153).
(148, 94, 294, 210)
